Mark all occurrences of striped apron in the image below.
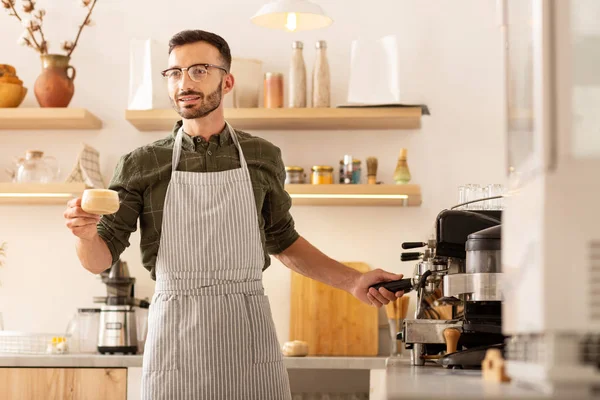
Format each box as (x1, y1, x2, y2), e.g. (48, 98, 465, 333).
(141, 122, 291, 400)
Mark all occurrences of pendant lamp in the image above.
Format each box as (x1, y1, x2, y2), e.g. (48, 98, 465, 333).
(251, 0, 333, 32)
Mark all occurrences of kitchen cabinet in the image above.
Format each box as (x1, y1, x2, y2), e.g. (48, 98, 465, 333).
(0, 367, 127, 400)
(125, 107, 423, 131)
(0, 108, 102, 130)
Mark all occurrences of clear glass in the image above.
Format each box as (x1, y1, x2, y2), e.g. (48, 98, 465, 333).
(484, 184, 504, 210)
(505, 0, 536, 173)
(464, 184, 484, 210)
(77, 310, 100, 353)
(136, 308, 148, 354)
(570, 0, 600, 158)
(458, 185, 466, 209)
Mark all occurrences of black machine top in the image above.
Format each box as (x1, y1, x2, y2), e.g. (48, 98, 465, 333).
(435, 210, 501, 259)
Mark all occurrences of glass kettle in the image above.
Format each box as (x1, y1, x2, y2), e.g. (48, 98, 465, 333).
(7, 150, 59, 183)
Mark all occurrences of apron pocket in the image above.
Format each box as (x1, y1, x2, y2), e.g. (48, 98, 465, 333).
(143, 294, 180, 372)
(245, 294, 283, 364)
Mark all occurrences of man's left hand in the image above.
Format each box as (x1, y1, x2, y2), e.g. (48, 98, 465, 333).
(350, 269, 405, 308)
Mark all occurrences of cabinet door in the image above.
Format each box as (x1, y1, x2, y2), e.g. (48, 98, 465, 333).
(0, 368, 127, 400)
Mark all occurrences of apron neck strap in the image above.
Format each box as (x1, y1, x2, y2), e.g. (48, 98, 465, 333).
(172, 121, 247, 172)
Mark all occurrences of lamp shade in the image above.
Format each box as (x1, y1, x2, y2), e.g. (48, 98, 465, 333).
(251, 0, 333, 32)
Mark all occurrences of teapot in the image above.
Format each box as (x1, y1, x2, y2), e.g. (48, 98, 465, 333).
(5, 150, 59, 183)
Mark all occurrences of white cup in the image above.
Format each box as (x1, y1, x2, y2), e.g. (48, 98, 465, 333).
(81, 189, 120, 215)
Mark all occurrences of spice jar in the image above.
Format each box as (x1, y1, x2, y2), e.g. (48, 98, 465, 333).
(285, 166, 305, 184)
(264, 72, 284, 108)
(339, 157, 361, 184)
(311, 165, 334, 184)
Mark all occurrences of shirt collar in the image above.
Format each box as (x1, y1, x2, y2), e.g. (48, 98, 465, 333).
(171, 120, 231, 150)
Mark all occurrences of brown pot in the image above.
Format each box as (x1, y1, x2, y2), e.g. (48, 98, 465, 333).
(34, 54, 76, 107)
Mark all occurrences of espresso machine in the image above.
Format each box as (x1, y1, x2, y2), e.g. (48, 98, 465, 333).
(373, 208, 504, 368)
(93, 259, 149, 354)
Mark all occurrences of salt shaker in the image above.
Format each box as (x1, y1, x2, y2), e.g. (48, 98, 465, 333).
(289, 41, 307, 108)
(312, 40, 330, 108)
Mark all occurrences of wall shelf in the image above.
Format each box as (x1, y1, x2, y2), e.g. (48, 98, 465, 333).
(285, 184, 422, 206)
(0, 183, 86, 205)
(125, 107, 423, 132)
(0, 108, 102, 130)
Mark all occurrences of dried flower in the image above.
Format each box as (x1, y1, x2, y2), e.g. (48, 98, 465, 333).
(21, 18, 39, 31)
(1, 0, 15, 10)
(22, 0, 34, 13)
(5, 0, 97, 56)
(61, 40, 74, 52)
(33, 8, 45, 20)
(0, 242, 6, 267)
(18, 31, 31, 46)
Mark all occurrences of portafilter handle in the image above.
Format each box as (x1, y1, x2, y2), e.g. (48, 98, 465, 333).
(369, 278, 414, 293)
(401, 252, 422, 262)
(402, 242, 427, 249)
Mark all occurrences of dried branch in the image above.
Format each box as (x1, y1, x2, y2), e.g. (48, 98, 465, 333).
(33, 7, 47, 52)
(0, 242, 6, 268)
(67, 0, 97, 57)
(7, 0, 44, 53)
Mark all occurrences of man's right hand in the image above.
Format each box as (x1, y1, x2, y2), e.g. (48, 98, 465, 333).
(64, 197, 101, 240)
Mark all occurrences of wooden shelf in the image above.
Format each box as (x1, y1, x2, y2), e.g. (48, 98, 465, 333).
(125, 107, 422, 131)
(0, 108, 102, 130)
(285, 184, 421, 206)
(0, 183, 86, 205)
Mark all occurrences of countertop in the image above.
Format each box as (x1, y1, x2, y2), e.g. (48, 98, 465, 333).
(0, 353, 387, 370)
(383, 357, 595, 400)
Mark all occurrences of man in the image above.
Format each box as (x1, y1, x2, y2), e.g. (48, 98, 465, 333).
(64, 30, 404, 400)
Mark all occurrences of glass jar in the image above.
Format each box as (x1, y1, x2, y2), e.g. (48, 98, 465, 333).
(13, 150, 59, 183)
(285, 166, 305, 184)
(264, 72, 284, 108)
(311, 165, 334, 184)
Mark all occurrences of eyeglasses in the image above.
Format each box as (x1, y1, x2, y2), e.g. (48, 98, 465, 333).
(161, 63, 228, 83)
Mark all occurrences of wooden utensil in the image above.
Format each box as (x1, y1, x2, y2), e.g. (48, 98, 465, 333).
(366, 157, 378, 184)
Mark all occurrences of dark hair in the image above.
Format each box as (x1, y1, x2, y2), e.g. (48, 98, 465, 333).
(168, 30, 232, 72)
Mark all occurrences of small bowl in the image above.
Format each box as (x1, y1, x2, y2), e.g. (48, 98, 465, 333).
(0, 82, 27, 108)
(81, 189, 120, 215)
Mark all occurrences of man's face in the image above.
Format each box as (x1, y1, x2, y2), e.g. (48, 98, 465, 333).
(166, 41, 233, 119)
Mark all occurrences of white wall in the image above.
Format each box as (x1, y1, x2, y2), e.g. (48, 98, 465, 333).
(0, 0, 506, 347)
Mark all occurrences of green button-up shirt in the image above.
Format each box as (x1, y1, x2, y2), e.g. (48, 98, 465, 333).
(97, 120, 299, 280)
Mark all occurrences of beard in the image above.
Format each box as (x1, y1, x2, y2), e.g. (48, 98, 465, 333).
(171, 81, 223, 119)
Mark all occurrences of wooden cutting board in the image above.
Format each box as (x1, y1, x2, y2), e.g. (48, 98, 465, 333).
(289, 262, 378, 356)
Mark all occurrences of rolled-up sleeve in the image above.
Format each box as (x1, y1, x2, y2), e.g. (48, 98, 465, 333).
(263, 148, 299, 254)
(97, 153, 144, 264)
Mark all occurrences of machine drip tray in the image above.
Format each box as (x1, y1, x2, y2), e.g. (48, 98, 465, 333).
(439, 343, 504, 369)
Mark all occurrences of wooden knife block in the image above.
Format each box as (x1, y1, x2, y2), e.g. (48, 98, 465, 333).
(289, 262, 379, 356)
